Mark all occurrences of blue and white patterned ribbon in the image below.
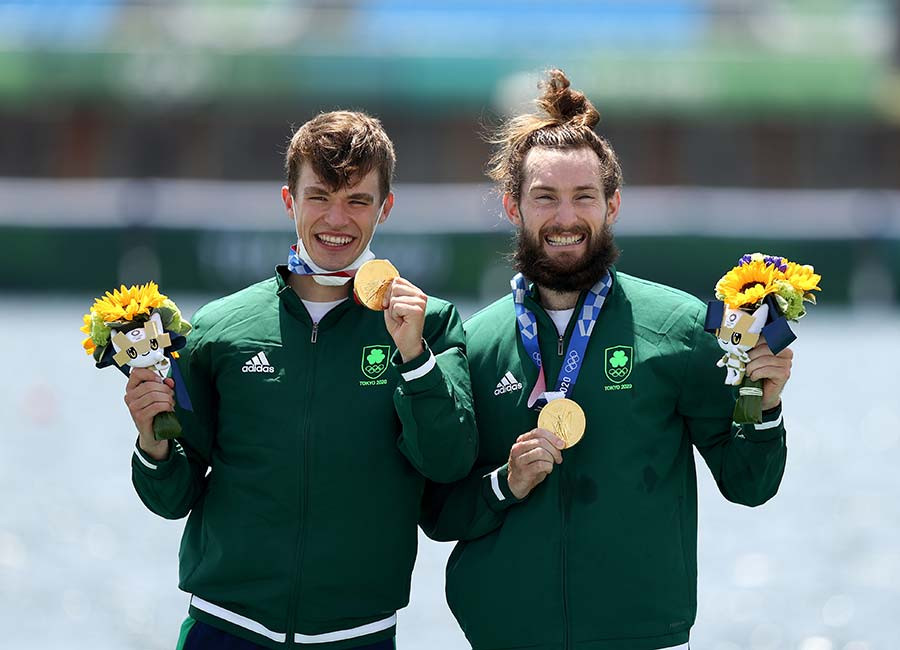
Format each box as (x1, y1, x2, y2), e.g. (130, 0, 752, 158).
(287, 244, 360, 278)
(511, 271, 612, 408)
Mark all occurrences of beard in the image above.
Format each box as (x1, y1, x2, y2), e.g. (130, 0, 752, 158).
(512, 221, 619, 293)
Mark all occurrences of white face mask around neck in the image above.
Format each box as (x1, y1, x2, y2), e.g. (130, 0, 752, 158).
(290, 199, 386, 285)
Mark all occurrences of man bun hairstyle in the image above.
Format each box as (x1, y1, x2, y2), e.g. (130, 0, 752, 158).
(286, 110, 396, 202)
(488, 69, 622, 202)
(536, 69, 601, 129)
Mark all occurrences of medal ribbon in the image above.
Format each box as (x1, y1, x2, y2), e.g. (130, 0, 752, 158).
(511, 271, 612, 408)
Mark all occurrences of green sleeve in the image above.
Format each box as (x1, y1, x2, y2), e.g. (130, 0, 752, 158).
(131, 315, 216, 519)
(679, 309, 787, 507)
(391, 302, 478, 483)
(420, 462, 523, 542)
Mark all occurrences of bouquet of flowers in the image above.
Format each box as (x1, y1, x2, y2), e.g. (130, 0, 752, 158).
(705, 253, 821, 424)
(81, 282, 192, 439)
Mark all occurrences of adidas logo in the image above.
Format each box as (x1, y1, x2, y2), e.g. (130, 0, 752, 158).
(494, 371, 523, 396)
(242, 351, 275, 374)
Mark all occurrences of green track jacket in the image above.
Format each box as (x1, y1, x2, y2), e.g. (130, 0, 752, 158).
(422, 269, 787, 650)
(132, 267, 477, 649)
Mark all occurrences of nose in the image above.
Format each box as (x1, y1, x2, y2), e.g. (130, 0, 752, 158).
(554, 199, 579, 228)
(323, 203, 351, 228)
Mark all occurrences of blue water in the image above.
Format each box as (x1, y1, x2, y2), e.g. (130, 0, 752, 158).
(2, 298, 897, 649)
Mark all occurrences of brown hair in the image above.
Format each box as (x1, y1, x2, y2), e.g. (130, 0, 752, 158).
(487, 69, 622, 202)
(285, 110, 396, 201)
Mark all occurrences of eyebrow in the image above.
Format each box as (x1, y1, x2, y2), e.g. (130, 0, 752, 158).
(529, 184, 600, 193)
(302, 186, 375, 202)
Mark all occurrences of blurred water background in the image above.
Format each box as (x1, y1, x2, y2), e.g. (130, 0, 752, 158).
(2, 1, 899, 648)
(1, 301, 898, 650)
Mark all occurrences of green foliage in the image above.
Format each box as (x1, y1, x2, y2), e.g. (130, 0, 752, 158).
(155, 299, 192, 335)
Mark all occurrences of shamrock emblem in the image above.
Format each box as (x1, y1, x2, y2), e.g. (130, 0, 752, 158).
(610, 350, 628, 368)
(367, 348, 386, 366)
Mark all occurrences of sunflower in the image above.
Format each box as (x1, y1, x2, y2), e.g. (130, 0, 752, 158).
(91, 282, 168, 324)
(715, 259, 783, 310)
(80, 282, 168, 356)
(782, 261, 821, 294)
(80, 313, 96, 356)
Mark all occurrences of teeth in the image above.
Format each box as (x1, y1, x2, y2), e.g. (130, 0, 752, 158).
(317, 234, 353, 246)
(546, 234, 585, 246)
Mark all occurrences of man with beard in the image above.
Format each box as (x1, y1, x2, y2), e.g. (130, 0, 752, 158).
(421, 70, 793, 650)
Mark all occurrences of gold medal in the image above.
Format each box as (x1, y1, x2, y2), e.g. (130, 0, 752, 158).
(354, 259, 399, 311)
(537, 398, 586, 448)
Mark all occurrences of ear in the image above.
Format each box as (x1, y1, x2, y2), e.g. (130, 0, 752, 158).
(148, 311, 164, 334)
(605, 189, 621, 226)
(281, 186, 295, 222)
(502, 193, 522, 227)
(749, 303, 770, 333)
(378, 192, 395, 224)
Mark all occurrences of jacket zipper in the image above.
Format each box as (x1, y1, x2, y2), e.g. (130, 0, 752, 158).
(552, 334, 571, 649)
(560, 467, 570, 649)
(548, 298, 581, 647)
(286, 324, 318, 644)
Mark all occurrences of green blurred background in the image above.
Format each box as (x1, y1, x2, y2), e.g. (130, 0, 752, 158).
(1, 0, 898, 304)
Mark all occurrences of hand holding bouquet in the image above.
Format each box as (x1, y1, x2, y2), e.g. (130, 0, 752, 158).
(706, 254, 821, 424)
(81, 282, 192, 439)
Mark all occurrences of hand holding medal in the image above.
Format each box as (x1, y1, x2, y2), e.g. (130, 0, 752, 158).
(355, 259, 427, 363)
(504, 271, 610, 498)
(354, 259, 399, 310)
(537, 398, 586, 448)
(506, 398, 583, 500)
(507, 426, 566, 500)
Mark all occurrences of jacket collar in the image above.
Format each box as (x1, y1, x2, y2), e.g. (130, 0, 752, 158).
(274, 265, 362, 327)
(522, 265, 619, 336)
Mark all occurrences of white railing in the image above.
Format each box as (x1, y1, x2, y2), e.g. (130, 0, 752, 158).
(1, 178, 898, 239)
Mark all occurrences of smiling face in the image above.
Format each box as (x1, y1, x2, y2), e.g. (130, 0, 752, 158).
(282, 164, 393, 272)
(111, 315, 171, 369)
(716, 304, 769, 356)
(504, 146, 621, 292)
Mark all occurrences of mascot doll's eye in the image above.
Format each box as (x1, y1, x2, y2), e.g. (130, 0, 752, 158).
(150, 339, 159, 350)
(730, 332, 742, 345)
(127, 347, 138, 359)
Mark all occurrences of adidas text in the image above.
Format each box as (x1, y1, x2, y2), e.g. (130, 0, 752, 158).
(243, 352, 275, 374)
(494, 371, 523, 396)
(243, 365, 275, 374)
(494, 382, 523, 395)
